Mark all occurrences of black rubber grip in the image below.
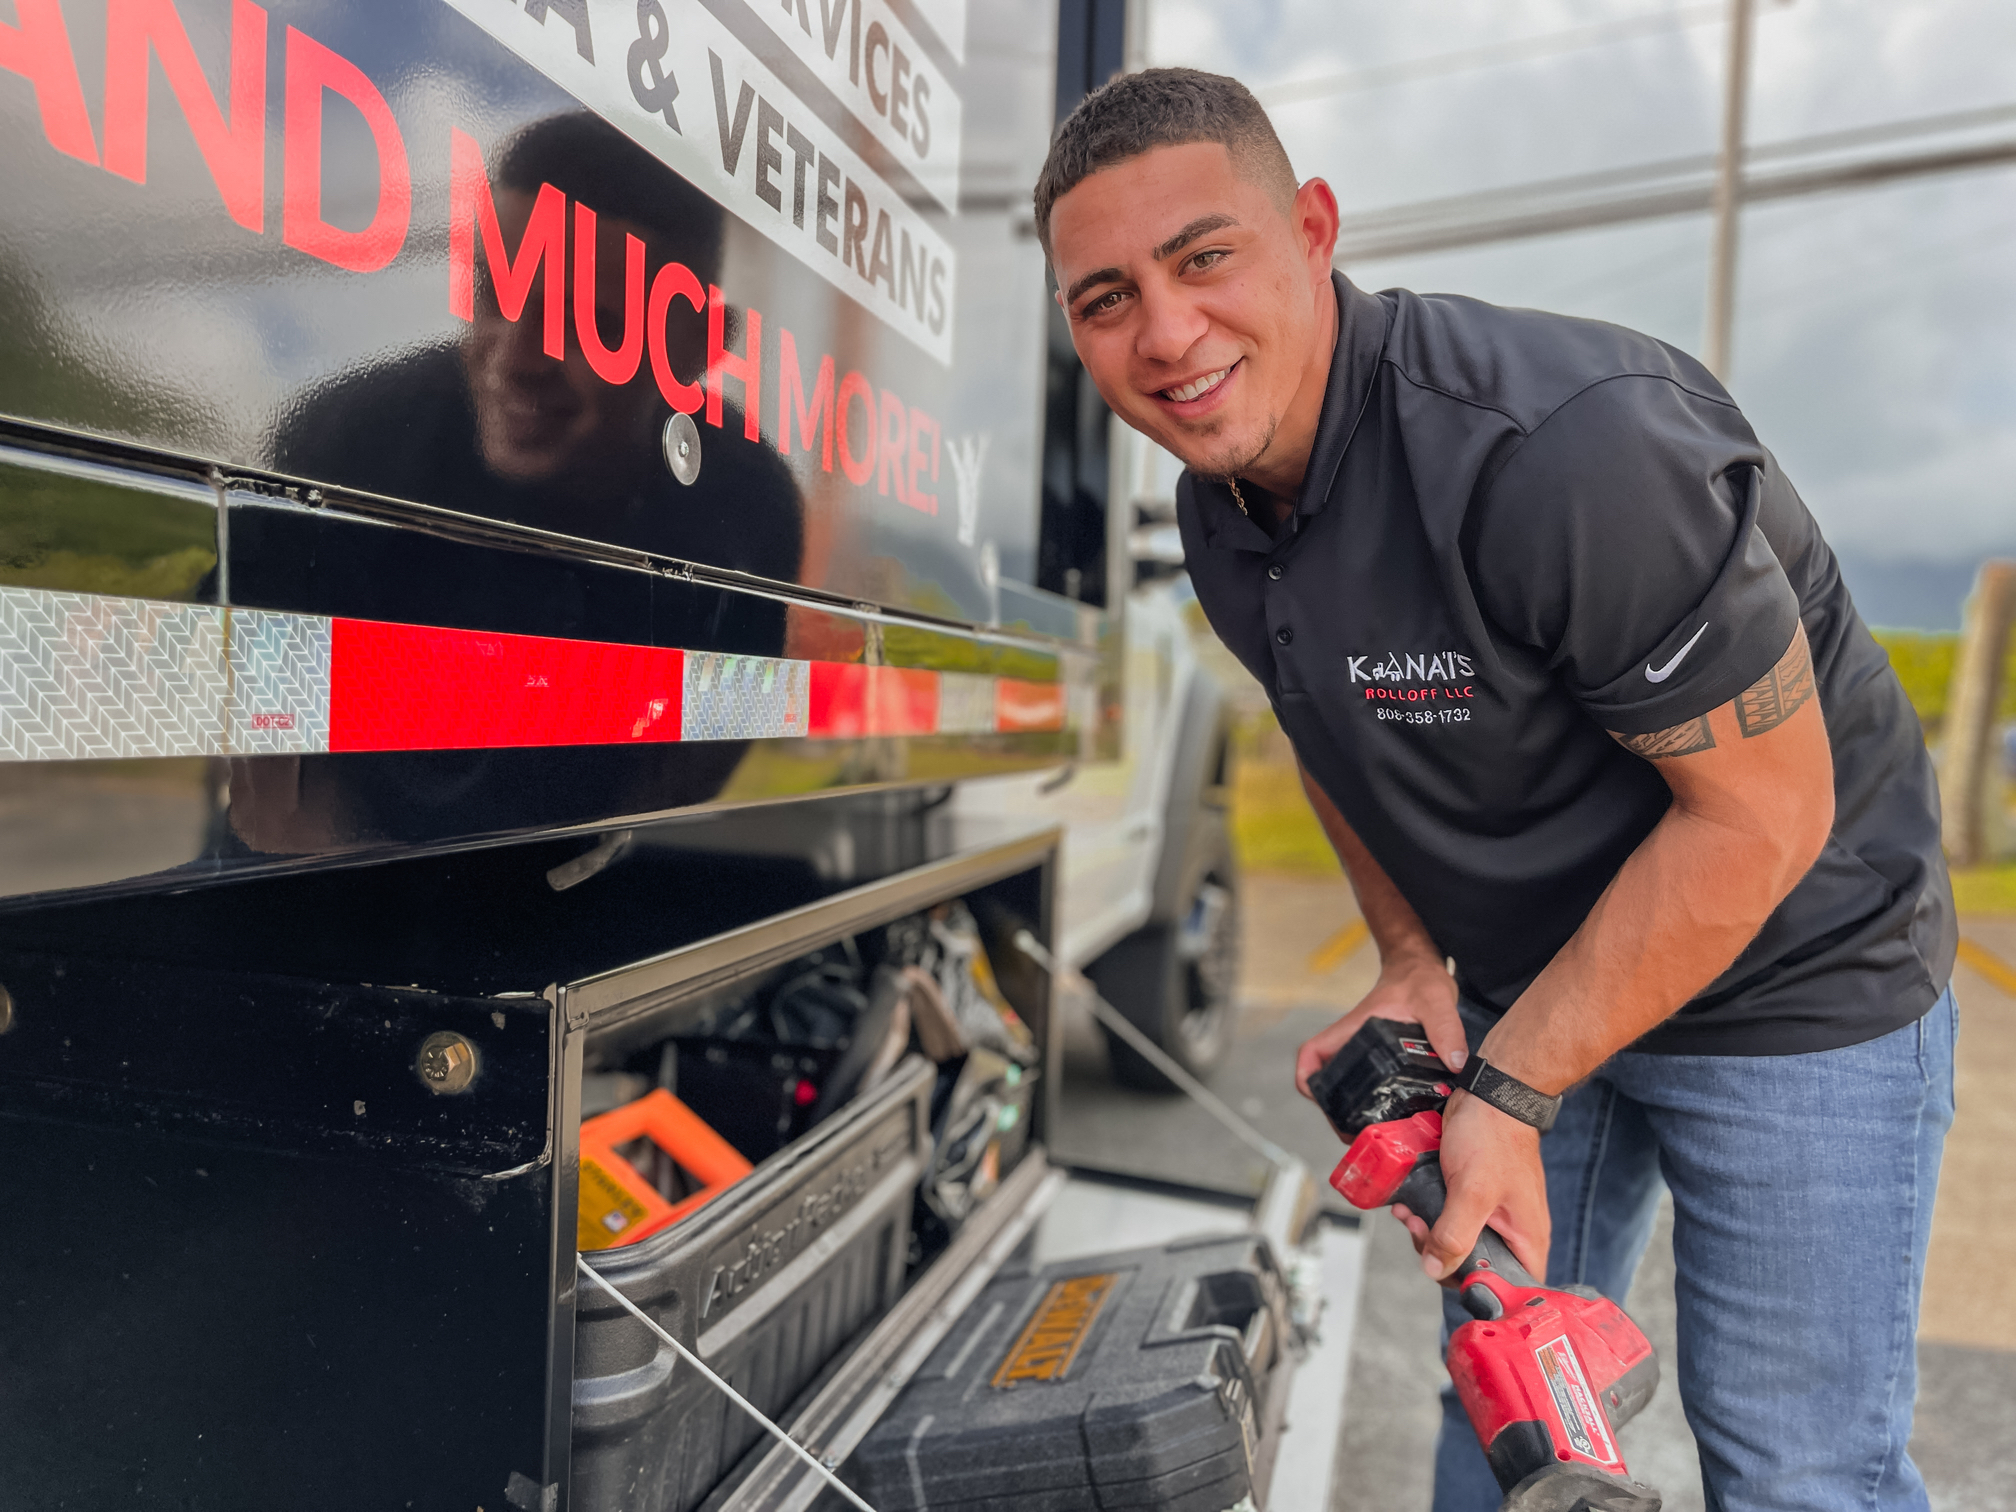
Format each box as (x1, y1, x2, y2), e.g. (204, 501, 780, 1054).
(1390, 1153, 1539, 1293)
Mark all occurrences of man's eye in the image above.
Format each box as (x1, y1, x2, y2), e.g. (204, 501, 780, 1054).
(1082, 290, 1126, 317)
(1190, 249, 1228, 272)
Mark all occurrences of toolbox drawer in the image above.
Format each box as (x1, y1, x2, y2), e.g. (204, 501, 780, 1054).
(572, 1056, 931, 1512)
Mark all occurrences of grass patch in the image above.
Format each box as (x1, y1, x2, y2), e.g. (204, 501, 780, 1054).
(1869, 626, 2016, 742)
(1230, 753, 1339, 877)
(1952, 863, 2016, 916)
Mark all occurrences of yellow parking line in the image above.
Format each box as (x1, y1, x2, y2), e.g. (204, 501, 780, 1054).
(1956, 937, 2016, 1000)
(1308, 919, 1369, 974)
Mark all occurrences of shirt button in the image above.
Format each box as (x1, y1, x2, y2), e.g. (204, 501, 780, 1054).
(1275, 627, 1293, 646)
(1267, 563, 1285, 581)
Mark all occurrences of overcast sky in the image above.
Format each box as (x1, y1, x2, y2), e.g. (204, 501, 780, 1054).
(1143, 0, 2016, 628)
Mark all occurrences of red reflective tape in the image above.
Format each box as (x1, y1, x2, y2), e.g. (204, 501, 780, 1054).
(807, 661, 867, 739)
(996, 678, 1066, 732)
(869, 666, 939, 735)
(805, 664, 941, 737)
(328, 619, 683, 752)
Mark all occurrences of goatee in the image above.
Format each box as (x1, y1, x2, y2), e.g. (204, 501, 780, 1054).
(1202, 413, 1280, 485)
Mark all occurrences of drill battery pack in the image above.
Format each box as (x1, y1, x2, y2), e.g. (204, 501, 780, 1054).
(1308, 1016, 1455, 1140)
(848, 1234, 1290, 1511)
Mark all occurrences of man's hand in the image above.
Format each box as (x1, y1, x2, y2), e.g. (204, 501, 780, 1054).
(1392, 1090, 1550, 1283)
(1294, 950, 1465, 1098)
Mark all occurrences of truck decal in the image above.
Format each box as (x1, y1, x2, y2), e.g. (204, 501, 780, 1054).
(1, 0, 996, 605)
(731, 0, 963, 213)
(0, 583, 1067, 760)
(441, 0, 958, 362)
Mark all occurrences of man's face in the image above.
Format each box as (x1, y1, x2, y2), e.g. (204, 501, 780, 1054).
(463, 189, 660, 491)
(1047, 142, 1338, 483)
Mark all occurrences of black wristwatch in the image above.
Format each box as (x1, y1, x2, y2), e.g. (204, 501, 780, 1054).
(1454, 1054, 1562, 1132)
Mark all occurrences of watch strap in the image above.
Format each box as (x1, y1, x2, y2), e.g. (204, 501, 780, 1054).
(1455, 1055, 1562, 1132)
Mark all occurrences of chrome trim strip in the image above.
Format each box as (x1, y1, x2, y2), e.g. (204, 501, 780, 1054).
(558, 827, 1062, 1033)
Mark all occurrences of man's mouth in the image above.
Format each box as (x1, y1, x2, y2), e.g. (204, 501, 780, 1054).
(1160, 363, 1235, 404)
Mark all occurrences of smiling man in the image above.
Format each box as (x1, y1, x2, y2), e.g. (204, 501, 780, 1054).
(1037, 68, 1957, 1511)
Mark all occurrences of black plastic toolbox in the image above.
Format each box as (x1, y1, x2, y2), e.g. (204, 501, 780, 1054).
(573, 1055, 932, 1512)
(848, 1233, 1290, 1512)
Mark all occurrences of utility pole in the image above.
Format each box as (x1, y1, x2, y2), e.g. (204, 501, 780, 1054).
(1703, 0, 1757, 381)
(1940, 560, 2016, 868)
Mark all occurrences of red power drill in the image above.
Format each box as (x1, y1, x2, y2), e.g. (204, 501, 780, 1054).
(1311, 1019, 1664, 1512)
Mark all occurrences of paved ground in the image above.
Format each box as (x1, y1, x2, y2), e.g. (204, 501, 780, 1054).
(1050, 874, 2016, 1511)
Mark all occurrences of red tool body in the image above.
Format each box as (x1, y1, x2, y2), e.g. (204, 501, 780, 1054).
(1314, 1023, 1664, 1512)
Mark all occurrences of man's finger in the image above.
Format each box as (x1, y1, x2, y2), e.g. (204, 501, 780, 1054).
(1422, 1184, 1493, 1280)
(1419, 998, 1469, 1073)
(1391, 1205, 1430, 1252)
(1293, 1044, 1321, 1098)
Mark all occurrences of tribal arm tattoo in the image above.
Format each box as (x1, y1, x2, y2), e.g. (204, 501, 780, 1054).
(1608, 627, 1815, 759)
(1612, 716, 1715, 759)
(1736, 627, 1815, 737)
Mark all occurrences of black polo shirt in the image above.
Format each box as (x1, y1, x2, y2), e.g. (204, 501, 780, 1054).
(1180, 273, 1954, 1055)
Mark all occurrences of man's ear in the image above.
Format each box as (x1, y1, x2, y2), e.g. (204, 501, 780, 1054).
(1293, 176, 1342, 279)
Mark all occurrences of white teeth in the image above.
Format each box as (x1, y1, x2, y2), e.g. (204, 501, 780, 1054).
(1164, 367, 1229, 403)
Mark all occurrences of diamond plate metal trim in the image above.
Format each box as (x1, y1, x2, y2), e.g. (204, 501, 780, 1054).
(937, 673, 997, 735)
(0, 586, 227, 760)
(225, 608, 330, 755)
(683, 652, 810, 741)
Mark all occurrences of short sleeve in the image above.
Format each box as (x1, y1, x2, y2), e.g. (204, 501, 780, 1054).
(1471, 375, 1800, 736)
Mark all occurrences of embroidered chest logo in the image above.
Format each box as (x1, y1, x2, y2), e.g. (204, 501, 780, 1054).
(1350, 649, 1479, 721)
(1350, 651, 1475, 684)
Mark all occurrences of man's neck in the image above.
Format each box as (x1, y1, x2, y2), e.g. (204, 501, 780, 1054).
(1237, 274, 1341, 504)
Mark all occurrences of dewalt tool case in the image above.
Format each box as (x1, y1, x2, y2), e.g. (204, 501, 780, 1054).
(848, 1233, 1288, 1512)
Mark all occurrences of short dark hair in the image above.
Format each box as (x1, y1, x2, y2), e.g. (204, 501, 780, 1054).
(499, 112, 725, 284)
(1034, 68, 1297, 264)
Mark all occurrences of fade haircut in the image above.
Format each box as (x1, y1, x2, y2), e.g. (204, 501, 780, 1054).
(1034, 68, 1297, 266)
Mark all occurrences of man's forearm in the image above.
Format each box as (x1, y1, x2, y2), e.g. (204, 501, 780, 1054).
(1291, 757, 1468, 1085)
(1298, 761, 1441, 970)
(1483, 632, 1833, 1094)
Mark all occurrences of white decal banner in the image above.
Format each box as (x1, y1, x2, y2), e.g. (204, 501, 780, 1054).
(442, 0, 958, 363)
(749, 0, 963, 211)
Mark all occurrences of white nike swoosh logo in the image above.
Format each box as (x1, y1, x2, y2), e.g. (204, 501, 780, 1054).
(1645, 623, 1710, 683)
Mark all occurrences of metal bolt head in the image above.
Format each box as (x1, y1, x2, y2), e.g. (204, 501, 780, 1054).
(416, 1031, 477, 1094)
(662, 412, 702, 485)
(0, 983, 12, 1035)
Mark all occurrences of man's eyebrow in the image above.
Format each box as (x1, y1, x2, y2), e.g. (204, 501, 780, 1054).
(1064, 266, 1124, 307)
(1152, 213, 1237, 261)
(1062, 214, 1240, 309)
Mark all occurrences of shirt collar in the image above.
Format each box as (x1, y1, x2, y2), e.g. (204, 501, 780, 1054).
(1190, 272, 1392, 552)
(1296, 272, 1392, 518)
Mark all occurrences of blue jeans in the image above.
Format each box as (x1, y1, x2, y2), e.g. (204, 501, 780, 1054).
(1431, 988, 1957, 1512)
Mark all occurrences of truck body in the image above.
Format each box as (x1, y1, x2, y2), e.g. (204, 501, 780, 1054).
(0, 3, 1344, 1507)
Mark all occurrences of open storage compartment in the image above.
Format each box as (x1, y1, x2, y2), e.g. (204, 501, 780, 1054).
(563, 842, 1054, 1512)
(0, 795, 1064, 1512)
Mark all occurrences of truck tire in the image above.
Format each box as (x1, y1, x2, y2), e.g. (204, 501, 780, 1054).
(1088, 821, 1241, 1091)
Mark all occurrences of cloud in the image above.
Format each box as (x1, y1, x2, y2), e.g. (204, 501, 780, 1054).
(1145, 0, 2016, 600)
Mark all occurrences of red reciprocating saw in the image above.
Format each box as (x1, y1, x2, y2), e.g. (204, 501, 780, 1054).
(1311, 1019, 1664, 1512)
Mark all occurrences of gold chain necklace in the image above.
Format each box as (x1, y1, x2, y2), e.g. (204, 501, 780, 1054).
(1227, 478, 1249, 516)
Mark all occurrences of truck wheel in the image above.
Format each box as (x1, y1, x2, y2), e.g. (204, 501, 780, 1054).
(1089, 838, 1241, 1091)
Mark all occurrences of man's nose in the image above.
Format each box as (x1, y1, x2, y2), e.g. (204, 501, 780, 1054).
(1133, 279, 1207, 367)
